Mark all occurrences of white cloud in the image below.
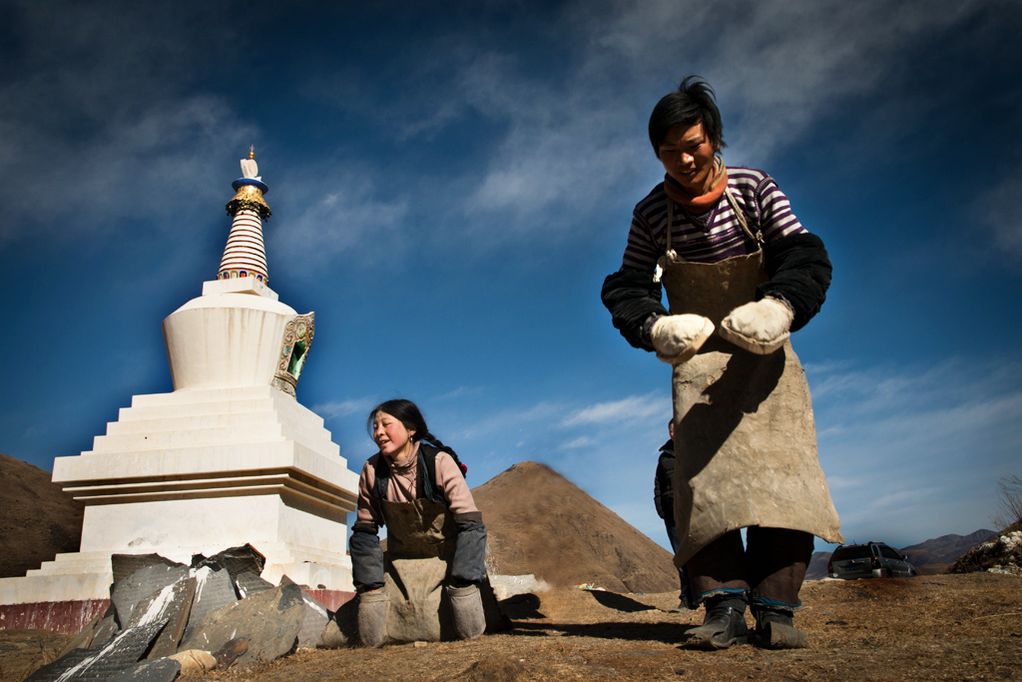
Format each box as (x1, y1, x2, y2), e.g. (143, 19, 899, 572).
(812, 355, 1022, 544)
(269, 166, 409, 272)
(0, 4, 253, 244)
(314, 397, 376, 421)
(562, 393, 665, 427)
(559, 435, 595, 451)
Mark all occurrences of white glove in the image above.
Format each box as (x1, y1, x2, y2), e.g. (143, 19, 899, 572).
(719, 297, 793, 355)
(650, 314, 715, 365)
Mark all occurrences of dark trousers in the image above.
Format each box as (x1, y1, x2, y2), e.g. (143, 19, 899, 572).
(662, 516, 686, 597)
(684, 527, 814, 610)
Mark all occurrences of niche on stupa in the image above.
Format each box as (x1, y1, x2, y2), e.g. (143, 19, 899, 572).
(272, 313, 315, 396)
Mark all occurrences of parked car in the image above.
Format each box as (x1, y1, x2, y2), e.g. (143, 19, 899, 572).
(828, 541, 918, 579)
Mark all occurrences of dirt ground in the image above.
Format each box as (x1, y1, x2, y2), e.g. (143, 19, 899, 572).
(3, 573, 1020, 682)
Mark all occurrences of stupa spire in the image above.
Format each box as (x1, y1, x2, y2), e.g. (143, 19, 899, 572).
(218, 147, 271, 283)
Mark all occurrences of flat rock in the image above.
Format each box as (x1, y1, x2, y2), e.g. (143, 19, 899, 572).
(233, 570, 274, 598)
(27, 618, 169, 681)
(132, 578, 195, 659)
(181, 566, 236, 642)
(111, 562, 189, 626)
(179, 583, 304, 667)
(191, 544, 265, 582)
(295, 596, 329, 649)
(109, 658, 181, 682)
(111, 554, 185, 585)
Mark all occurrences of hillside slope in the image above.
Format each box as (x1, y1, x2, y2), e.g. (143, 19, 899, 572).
(0, 454, 83, 578)
(472, 461, 678, 593)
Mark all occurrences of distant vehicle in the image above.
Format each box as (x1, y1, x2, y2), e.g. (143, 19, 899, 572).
(828, 542, 918, 579)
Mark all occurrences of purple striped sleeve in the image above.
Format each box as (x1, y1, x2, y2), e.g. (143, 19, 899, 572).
(757, 176, 807, 240)
(622, 209, 660, 270)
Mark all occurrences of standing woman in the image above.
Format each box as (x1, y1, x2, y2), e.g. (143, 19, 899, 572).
(602, 77, 843, 649)
(349, 399, 493, 646)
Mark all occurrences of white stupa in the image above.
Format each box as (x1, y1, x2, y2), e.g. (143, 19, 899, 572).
(0, 150, 359, 615)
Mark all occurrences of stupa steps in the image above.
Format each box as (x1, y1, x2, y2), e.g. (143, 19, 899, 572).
(117, 398, 277, 422)
(90, 424, 288, 453)
(27, 541, 348, 576)
(106, 412, 284, 435)
(59, 442, 350, 486)
(89, 423, 333, 456)
(122, 395, 326, 428)
(130, 386, 286, 407)
(107, 404, 330, 443)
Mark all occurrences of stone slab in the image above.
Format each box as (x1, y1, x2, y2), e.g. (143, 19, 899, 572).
(181, 567, 236, 643)
(26, 618, 168, 681)
(179, 583, 304, 667)
(109, 658, 181, 682)
(111, 562, 188, 627)
(134, 578, 195, 659)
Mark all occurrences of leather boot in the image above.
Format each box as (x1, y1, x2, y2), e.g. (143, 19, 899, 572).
(683, 594, 749, 649)
(446, 583, 486, 640)
(357, 588, 388, 647)
(753, 606, 807, 649)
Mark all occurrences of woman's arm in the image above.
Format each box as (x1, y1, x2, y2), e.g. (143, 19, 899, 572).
(602, 206, 670, 351)
(601, 266, 668, 351)
(435, 452, 487, 585)
(350, 460, 385, 591)
(757, 232, 832, 331)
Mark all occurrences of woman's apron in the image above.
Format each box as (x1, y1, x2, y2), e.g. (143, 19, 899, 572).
(380, 497, 458, 642)
(380, 498, 505, 642)
(659, 191, 843, 568)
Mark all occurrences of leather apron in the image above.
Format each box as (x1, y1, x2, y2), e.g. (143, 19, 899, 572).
(659, 191, 843, 568)
(380, 497, 459, 642)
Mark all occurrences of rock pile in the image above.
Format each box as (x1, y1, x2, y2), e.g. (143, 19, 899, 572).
(951, 528, 1022, 576)
(26, 546, 350, 681)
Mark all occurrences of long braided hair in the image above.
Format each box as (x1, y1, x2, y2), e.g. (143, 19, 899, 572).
(367, 398, 458, 459)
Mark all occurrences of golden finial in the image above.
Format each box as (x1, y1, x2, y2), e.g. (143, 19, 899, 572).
(248, 145, 256, 160)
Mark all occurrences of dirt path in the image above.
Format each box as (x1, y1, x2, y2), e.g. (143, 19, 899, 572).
(4, 574, 1020, 681)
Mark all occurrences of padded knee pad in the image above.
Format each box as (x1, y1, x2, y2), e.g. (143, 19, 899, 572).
(446, 584, 485, 640)
(357, 588, 389, 648)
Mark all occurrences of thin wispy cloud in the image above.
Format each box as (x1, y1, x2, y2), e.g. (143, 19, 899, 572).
(314, 397, 376, 421)
(813, 355, 1022, 544)
(562, 393, 665, 427)
(559, 435, 595, 451)
(0, 4, 251, 244)
(270, 166, 409, 271)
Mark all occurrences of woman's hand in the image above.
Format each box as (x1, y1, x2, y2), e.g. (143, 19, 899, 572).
(719, 297, 793, 355)
(650, 314, 715, 365)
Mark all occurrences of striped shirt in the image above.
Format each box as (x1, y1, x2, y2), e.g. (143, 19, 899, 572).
(621, 167, 808, 271)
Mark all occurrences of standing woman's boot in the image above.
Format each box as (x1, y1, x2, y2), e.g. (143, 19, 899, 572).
(683, 593, 749, 649)
(752, 605, 807, 649)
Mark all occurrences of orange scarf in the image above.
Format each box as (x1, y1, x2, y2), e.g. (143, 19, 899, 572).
(663, 160, 728, 212)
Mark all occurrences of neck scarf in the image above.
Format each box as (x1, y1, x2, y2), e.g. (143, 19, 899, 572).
(663, 158, 728, 212)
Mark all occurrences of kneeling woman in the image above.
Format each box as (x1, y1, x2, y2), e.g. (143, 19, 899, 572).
(349, 399, 497, 646)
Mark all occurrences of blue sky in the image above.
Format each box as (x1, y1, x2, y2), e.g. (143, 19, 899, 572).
(2, 1, 1020, 553)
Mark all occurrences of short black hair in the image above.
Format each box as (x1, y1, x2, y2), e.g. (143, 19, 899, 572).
(648, 76, 725, 157)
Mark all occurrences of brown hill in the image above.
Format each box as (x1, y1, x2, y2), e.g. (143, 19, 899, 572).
(471, 461, 678, 593)
(0, 454, 83, 578)
(901, 529, 996, 569)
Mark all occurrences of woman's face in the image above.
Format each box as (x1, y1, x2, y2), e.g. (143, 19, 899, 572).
(658, 121, 717, 194)
(373, 411, 416, 458)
